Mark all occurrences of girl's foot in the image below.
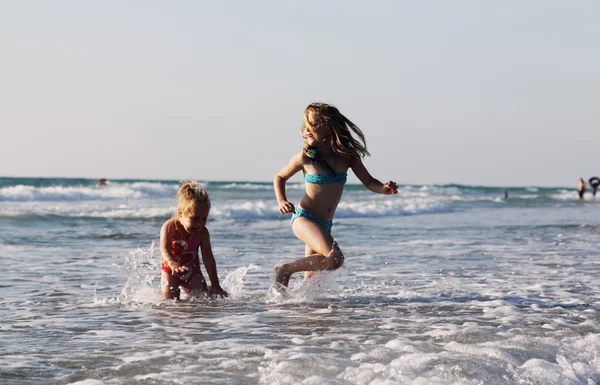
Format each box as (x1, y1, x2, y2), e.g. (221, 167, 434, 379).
(274, 264, 291, 287)
(304, 271, 315, 280)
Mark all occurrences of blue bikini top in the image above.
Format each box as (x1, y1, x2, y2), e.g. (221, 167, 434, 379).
(304, 148, 347, 185)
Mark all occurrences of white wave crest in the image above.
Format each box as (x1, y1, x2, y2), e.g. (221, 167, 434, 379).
(0, 182, 177, 202)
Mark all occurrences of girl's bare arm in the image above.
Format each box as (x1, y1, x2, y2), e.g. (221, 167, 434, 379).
(274, 151, 305, 214)
(199, 228, 227, 297)
(351, 157, 398, 195)
(160, 220, 185, 272)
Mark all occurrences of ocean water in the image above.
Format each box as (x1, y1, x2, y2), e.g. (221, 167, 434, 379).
(1, 177, 599, 385)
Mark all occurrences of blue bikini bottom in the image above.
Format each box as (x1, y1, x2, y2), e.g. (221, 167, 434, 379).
(291, 207, 333, 232)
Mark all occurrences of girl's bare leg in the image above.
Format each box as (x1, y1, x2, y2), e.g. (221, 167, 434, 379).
(187, 273, 208, 298)
(304, 244, 317, 280)
(161, 272, 180, 300)
(275, 217, 344, 286)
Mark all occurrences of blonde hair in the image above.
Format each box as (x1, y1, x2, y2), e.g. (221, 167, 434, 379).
(302, 102, 370, 158)
(173, 182, 210, 218)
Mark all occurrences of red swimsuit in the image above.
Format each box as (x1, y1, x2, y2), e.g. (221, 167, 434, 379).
(161, 221, 202, 283)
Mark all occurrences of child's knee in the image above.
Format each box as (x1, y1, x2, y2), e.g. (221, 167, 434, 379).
(325, 242, 344, 270)
(162, 284, 180, 299)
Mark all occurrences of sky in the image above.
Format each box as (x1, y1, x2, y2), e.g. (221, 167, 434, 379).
(1, 1, 598, 187)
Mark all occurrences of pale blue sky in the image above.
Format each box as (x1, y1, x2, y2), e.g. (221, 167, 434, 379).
(1, 1, 598, 187)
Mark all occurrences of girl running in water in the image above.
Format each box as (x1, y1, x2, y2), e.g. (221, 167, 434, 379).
(273, 103, 398, 287)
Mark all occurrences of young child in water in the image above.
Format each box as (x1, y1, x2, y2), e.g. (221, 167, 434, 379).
(273, 102, 398, 287)
(160, 182, 228, 300)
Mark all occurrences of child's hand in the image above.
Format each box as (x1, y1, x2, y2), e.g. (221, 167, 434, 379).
(384, 181, 398, 195)
(166, 260, 188, 274)
(278, 200, 296, 214)
(209, 285, 228, 298)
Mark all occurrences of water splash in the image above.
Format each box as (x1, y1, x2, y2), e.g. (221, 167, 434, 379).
(95, 247, 262, 306)
(221, 264, 261, 298)
(265, 269, 345, 304)
(117, 242, 161, 305)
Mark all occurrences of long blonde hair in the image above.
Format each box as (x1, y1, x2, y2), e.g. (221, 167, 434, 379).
(173, 181, 210, 219)
(301, 102, 370, 158)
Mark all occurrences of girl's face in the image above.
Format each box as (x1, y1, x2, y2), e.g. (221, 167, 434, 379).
(302, 110, 328, 147)
(178, 203, 209, 235)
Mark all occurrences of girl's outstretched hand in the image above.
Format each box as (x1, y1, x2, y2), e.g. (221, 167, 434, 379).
(384, 181, 398, 195)
(278, 200, 296, 214)
(166, 260, 188, 273)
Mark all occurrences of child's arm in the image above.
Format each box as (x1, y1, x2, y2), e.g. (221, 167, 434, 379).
(199, 228, 228, 298)
(160, 220, 187, 273)
(273, 151, 304, 214)
(351, 156, 398, 195)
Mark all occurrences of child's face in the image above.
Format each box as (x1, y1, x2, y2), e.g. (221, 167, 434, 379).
(302, 110, 328, 146)
(178, 203, 210, 234)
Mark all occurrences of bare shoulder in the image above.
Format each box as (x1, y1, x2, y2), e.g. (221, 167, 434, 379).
(291, 149, 309, 165)
(277, 149, 308, 179)
(199, 227, 210, 240)
(161, 218, 175, 233)
(338, 153, 356, 168)
(160, 219, 175, 247)
(198, 227, 211, 248)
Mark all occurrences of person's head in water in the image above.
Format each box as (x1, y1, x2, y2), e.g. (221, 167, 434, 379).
(301, 103, 370, 158)
(96, 178, 107, 187)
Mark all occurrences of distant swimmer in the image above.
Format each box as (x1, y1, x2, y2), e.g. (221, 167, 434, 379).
(273, 102, 398, 289)
(588, 177, 600, 199)
(577, 177, 586, 200)
(503, 190, 508, 200)
(95, 178, 107, 187)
